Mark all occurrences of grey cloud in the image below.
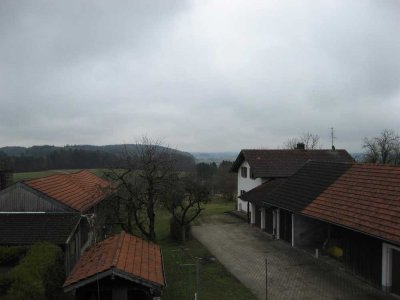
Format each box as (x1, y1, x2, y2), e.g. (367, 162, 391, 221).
(0, 0, 399, 152)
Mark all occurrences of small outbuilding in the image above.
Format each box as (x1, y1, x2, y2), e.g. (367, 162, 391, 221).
(63, 231, 166, 300)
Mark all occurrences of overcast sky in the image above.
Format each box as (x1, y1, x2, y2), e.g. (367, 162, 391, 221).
(0, 0, 399, 152)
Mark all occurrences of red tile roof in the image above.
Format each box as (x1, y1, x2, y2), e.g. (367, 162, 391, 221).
(63, 232, 165, 290)
(262, 161, 400, 245)
(24, 170, 111, 212)
(231, 149, 354, 178)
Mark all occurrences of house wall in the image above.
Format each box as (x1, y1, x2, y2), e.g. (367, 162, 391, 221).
(65, 218, 92, 274)
(237, 161, 264, 212)
(0, 183, 71, 212)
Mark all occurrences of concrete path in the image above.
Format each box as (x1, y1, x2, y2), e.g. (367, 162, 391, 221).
(192, 214, 394, 300)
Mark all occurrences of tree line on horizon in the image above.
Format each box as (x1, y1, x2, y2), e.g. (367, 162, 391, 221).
(0, 144, 196, 173)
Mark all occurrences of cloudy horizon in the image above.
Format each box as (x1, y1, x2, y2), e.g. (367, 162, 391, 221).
(1, 0, 399, 153)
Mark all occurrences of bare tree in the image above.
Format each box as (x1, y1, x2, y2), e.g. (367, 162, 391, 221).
(283, 132, 321, 149)
(106, 137, 178, 241)
(363, 129, 400, 164)
(165, 176, 210, 243)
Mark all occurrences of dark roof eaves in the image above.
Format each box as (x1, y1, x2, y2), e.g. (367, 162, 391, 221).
(64, 269, 113, 292)
(63, 267, 164, 292)
(273, 208, 400, 247)
(230, 150, 245, 173)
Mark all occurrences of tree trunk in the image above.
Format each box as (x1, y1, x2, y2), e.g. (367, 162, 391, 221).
(148, 206, 156, 241)
(181, 225, 186, 244)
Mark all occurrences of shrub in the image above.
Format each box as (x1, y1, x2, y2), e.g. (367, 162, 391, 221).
(0, 246, 27, 265)
(3, 242, 65, 300)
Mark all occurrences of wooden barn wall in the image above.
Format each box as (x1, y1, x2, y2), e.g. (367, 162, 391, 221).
(0, 184, 70, 212)
(331, 225, 382, 286)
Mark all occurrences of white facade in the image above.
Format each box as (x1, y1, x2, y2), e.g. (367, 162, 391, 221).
(237, 161, 265, 212)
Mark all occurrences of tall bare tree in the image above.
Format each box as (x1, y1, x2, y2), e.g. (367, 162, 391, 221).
(363, 129, 400, 164)
(283, 132, 321, 149)
(106, 137, 178, 241)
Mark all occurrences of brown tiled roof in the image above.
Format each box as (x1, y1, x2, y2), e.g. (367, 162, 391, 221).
(24, 170, 111, 212)
(231, 149, 354, 178)
(240, 178, 286, 206)
(263, 161, 400, 245)
(63, 232, 165, 290)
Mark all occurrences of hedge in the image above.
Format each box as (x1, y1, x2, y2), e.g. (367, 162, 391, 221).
(0, 246, 27, 265)
(1, 242, 66, 300)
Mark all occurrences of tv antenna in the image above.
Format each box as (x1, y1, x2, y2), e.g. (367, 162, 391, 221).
(331, 127, 336, 150)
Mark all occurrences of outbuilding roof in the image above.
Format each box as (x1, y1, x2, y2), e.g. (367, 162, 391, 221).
(240, 178, 286, 206)
(0, 212, 80, 245)
(24, 170, 111, 212)
(63, 231, 165, 291)
(262, 161, 400, 245)
(231, 149, 354, 178)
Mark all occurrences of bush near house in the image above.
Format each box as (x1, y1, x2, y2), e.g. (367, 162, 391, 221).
(0, 246, 27, 265)
(0, 242, 67, 300)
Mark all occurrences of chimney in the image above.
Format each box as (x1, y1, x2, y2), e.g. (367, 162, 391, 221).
(296, 143, 305, 150)
(0, 170, 13, 191)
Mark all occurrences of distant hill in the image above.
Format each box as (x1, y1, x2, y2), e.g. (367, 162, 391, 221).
(0, 144, 195, 172)
(191, 152, 237, 164)
(0, 144, 193, 158)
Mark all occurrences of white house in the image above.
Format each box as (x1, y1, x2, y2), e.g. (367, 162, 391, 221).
(230, 144, 354, 227)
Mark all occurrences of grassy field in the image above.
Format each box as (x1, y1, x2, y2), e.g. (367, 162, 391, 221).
(12, 169, 106, 182)
(156, 201, 257, 300)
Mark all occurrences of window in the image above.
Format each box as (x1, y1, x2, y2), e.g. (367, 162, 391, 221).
(241, 167, 248, 178)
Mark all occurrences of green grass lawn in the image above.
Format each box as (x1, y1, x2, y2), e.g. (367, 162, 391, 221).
(12, 169, 106, 182)
(156, 201, 257, 300)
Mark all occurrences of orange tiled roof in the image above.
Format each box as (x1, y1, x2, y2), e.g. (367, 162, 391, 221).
(24, 170, 111, 212)
(63, 231, 165, 289)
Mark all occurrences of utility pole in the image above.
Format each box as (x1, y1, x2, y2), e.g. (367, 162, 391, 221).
(195, 259, 200, 300)
(265, 257, 268, 300)
(331, 127, 336, 150)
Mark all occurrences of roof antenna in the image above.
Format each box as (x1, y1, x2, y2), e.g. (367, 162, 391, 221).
(331, 127, 336, 151)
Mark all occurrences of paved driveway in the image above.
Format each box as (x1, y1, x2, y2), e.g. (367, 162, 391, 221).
(192, 214, 393, 300)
